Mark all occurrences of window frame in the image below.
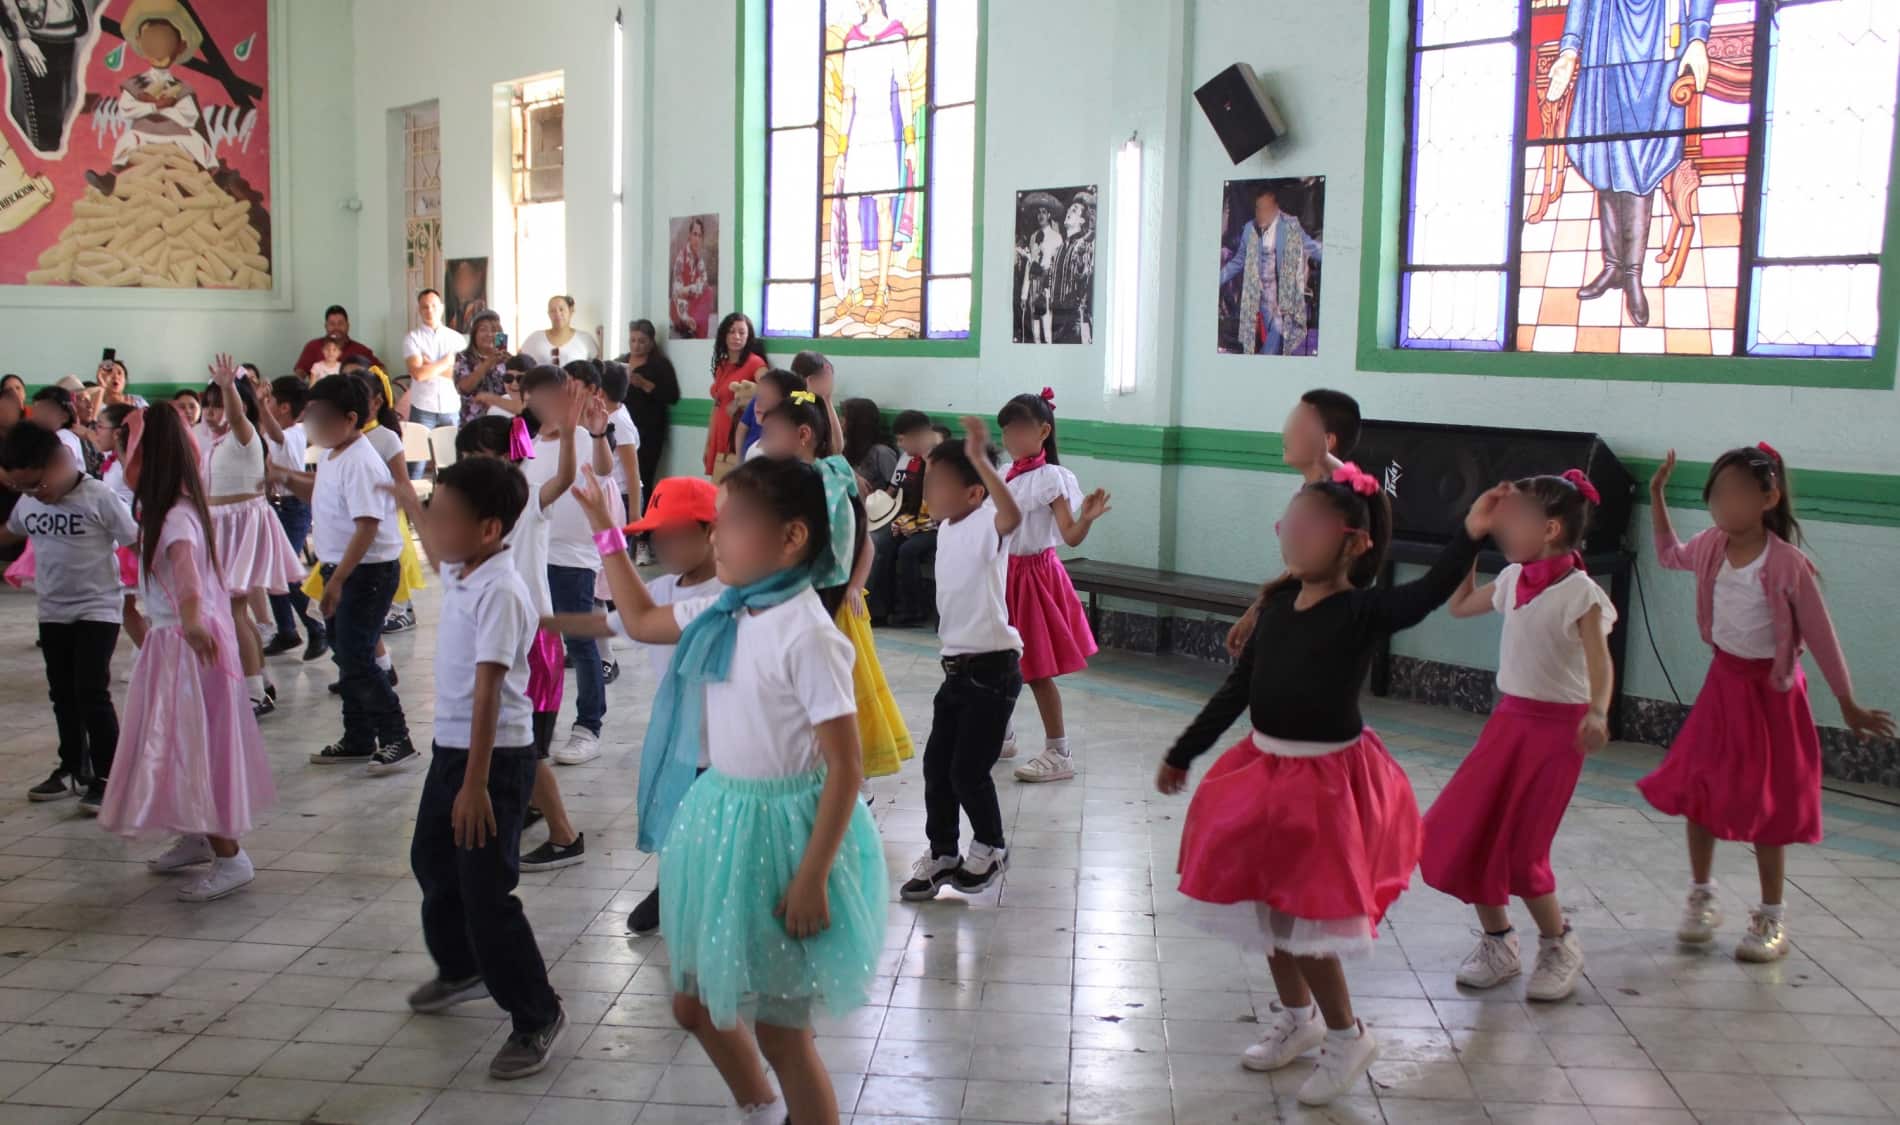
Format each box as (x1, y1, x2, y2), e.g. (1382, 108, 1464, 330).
(736, 0, 987, 358)
(1358, 0, 1900, 388)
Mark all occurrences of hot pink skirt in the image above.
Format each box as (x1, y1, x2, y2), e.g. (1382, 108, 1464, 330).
(1005, 548, 1096, 682)
(527, 628, 565, 713)
(1177, 729, 1419, 955)
(1421, 695, 1588, 905)
(209, 496, 304, 596)
(98, 612, 275, 840)
(4, 540, 33, 588)
(1638, 649, 1823, 846)
(117, 545, 139, 589)
(6, 541, 138, 590)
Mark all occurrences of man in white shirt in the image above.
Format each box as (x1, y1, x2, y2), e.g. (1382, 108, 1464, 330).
(402, 288, 468, 432)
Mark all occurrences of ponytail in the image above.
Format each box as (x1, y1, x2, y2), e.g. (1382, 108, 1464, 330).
(998, 388, 1060, 464)
(1301, 468, 1392, 588)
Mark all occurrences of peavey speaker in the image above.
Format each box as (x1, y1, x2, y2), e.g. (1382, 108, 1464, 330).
(1194, 63, 1286, 163)
(1350, 420, 1636, 558)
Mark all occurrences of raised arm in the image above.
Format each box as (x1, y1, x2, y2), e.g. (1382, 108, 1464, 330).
(569, 467, 681, 644)
(1648, 450, 1695, 570)
(1447, 564, 1497, 619)
(536, 382, 588, 512)
(1359, 485, 1506, 634)
(209, 354, 255, 447)
(961, 416, 1021, 537)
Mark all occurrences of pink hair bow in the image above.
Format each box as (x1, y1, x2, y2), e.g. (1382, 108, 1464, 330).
(508, 415, 535, 461)
(1332, 461, 1380, 497)
(1561, 468, 1601, 505)
(1039, 386, 1056, 407)
(1756, 440, 1781, 461)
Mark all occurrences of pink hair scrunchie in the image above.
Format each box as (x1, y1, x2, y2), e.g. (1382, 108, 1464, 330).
(1560, 468, 1602, 505)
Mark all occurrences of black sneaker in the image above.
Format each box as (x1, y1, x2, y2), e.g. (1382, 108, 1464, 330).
(263, 633, 302, 657)
(302, 632, 330, 661)
(310, 741, 374, 765)
(488, 1005, 565, 1080)
(365, 739, 420, 776)
(387, 666, 399, 688)
(901, 854, 960, 901)
(407, 974, 489, 1013)
(77, 780, 105, 815)
(950, 845, 1008, 895)
(521, 833, 586, 871)
(252, 695, 276, 719)
(265, 681, 278, 701)
(628, 887, 661, 935)
(602, 659, 621, 685)
(28, 769, 75, 802)
(382, 607, 416, 634)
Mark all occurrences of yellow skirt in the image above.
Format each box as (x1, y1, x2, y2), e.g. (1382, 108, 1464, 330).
(300, 513, 426, 603)
(836, 596, 913, 778)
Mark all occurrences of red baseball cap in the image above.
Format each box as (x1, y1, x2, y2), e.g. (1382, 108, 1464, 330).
(626, 476, 718, 533)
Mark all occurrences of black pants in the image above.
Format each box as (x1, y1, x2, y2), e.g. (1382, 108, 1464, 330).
(324, 561, 408, 752)
(412, 744, 561, 1034)
(924, 651, 1023, 857)
(634, 423, 666, 516)
(39, 620, 121, 782)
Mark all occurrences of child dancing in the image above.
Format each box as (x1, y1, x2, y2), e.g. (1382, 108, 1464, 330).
(99, 405, 274, 902)
(1640, 445, 1893, 960)
(573, 458, 885, 1125)
(996, 389, 1110, 782)
(1157, 466, 1504, 1106)
(1425, 472, 1616, 1001)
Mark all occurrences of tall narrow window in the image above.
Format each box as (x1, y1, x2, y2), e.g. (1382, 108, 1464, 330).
(510, 75, 567, 331)
(1398, 0, 1900, 361)
(404, 103, 442, 324)
(763, 0, 979, 341)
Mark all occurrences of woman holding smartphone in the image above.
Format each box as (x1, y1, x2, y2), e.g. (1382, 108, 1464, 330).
(454, 311, 513, 425)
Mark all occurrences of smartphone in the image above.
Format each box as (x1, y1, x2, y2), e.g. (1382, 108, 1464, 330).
(101, 347, 115, 362)
(494, 332, 509, 350)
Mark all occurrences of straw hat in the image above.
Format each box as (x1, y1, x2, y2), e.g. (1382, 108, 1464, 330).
(123, 0, 204, 68)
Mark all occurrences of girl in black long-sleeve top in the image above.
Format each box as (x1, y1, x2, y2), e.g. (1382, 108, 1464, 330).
(1155, 465, 1505, 1107)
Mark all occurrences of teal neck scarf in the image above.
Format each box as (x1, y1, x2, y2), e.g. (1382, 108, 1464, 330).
(811, 454, 859, 589)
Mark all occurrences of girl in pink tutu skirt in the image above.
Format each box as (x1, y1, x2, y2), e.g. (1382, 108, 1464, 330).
(1424, 471, 1615, 1003)
(1156, 466, 1506, 1107)
(1640, 444, 1892, 962)
(200, 355, 304, 717)
(997, 389, 1110, 783)
(99, 403, 276, 902)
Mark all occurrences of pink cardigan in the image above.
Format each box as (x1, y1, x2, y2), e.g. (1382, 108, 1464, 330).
(1654, 527, 1852, 698)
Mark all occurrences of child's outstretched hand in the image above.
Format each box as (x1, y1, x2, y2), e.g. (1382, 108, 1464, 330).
(960, 415, 991, 462)
(776, 873, 831, 940)
(569, 466, 616, 532)
(208, 353, 240, 388)
(1080, 488, 1112, 523)
(1464, 483, 1513, 539)
(1841, 699, 1896, 741)
(562, 379, 589, 432)
(1575, 710, 1609, 755)
(1156, 760, 1188, 796)
(1650, 450, 1677, 498)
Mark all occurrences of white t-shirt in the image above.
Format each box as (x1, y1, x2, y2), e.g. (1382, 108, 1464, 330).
(521, 432, 600, 572)
(102, 458, 134, 507)
(672, 586, 856, 778)
(365, 424, 404, 467)
(138, 505, 214, 628)
(1492, 566, 1617, 705)
(402, 325, 469, 414)
(433, 551, 536, 750)
(936, 501, 1022, 657)
(506, 492, 554, 616)
(517, 329, 599, 368)
(204, 429, 266, 495)
(8, 477, 137, 623)
(312, 436, 402, 564)
(1712, 550, 1775, 659)
(56, 428, 87, 470)
(1004, 463, 1082, 556)
(268, 421, 307, 480)
(606, 404, 641, 497)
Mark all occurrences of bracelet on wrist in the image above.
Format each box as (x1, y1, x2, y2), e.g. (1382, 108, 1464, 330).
(593, 527, 628, 558)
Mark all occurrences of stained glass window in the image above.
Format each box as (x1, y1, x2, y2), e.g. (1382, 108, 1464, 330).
(1400, 0, 1900, 359)
(763, 0, 978, 341)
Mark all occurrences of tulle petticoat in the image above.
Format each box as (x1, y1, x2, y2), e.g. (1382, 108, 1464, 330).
(1420, 695, 1589, 905)
(1638, 649, 1824, 846)
(1175, 729, 1420, 958)
(526, 628, 565, 713)
(1005, 548, 1096, 682)
(659, 768, 887, 1029)
(97, 616, 275, 840)
(209, 496, 303, 596)
(836, 596, 913, 777)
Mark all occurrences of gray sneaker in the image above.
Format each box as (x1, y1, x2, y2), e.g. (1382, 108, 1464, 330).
(489, 1006, 566, 1079)
(407, 974, 489, 1014)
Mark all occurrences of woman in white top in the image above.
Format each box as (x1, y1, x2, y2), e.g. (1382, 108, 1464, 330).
(201, 356, 305, 714)
(517, 295, 600, 368)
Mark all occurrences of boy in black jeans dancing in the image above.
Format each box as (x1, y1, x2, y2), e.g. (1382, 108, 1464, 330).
(901, 417, 1026, 900)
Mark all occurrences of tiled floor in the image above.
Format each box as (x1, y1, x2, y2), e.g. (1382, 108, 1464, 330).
(2, 587, 1899, 1125)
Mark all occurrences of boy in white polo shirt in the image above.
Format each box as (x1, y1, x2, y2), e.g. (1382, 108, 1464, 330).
(900, 418, 1027, 901)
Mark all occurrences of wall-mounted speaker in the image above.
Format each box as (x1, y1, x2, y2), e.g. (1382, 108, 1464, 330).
(1194, 63, 1286, 164)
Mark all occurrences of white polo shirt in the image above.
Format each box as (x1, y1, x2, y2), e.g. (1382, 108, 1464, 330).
(433, 549, 537, 750)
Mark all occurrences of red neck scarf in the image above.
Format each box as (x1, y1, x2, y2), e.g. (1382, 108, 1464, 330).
(1006, 452, 1047, 482)
(1516, 552, 1583, 608)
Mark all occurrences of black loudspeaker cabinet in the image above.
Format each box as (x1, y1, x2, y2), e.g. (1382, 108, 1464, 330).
(1194, 63, 1285, 164)
(1349, 420, 1636, 557)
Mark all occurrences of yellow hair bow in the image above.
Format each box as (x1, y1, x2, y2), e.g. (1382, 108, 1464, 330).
(790, 390, 817, 405)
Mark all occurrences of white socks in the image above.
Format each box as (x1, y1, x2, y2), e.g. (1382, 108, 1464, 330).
(1759, 902, 1785, 920)
(375, 652, 393, 673)
(246, 674, 266, 703)
(1692, 879, 1717, 893)
(1046, 736, 1069, 756)
(738, 1100, 783, 1125)
(1325, 1021, 1363, 1042)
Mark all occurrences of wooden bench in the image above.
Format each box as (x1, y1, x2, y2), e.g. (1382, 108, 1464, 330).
(1064, 559, 1258, 625)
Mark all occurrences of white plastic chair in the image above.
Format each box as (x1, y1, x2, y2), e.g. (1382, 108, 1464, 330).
(401, 422, 435, 500)
(429, 425, 461, 475)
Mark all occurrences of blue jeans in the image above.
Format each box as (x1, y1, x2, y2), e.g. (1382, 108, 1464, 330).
(325, 560, 408, 752)
(547, 564, 605, 735)
(268, 497, 320, 641)
(407, 407, 457, 477)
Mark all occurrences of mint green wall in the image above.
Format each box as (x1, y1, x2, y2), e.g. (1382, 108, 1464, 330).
(0, 0, 359, 386)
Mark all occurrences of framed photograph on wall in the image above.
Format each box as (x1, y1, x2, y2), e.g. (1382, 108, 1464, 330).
(1013, 186, 1096, 344)
(1218, 176, 1325, 356)
(668, 212, 718, 339)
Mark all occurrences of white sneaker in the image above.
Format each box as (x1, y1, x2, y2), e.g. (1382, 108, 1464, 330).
(1526, 929, 1585, 1001)
(951, 842, 1009, 895)
(1455, 930, 1522, 989)
(999, 730, 1018, 760)
(1735, 909, 1792, 963)
(1678, 886, 1723, 944)
(1297, 1022, 1379, 1106)
(1013, 749, 1074, 783)
(176, 851, 255, 902)
(148, 834, 216, 873)
(553, 728, 601, 765)
(1241, 1002, 1325, 1072)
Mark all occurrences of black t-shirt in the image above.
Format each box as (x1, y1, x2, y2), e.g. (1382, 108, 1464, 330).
(1165, 530, 1480, 766)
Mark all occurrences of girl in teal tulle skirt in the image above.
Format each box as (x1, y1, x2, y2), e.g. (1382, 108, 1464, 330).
(573, 456, 885, 1125)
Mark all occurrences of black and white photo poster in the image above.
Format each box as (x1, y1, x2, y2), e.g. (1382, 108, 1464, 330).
(1013, 186, 1096, 344)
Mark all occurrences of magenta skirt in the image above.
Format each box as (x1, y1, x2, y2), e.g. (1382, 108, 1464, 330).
(526, 628, 565, 713)
(116, 545, 139, 589)
(209, 496, 304, 596)
(1005, 548, 1096, 682)
(4, 540, 33, 588)
(1421, 695, 1589, 905)
(1638, 649, 1823, 846)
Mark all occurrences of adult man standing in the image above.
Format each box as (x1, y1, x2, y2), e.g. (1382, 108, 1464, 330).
(1547, 0, 1714, 328)
(401, 288, 466, 431)
(293, 305, 383, 377)
(1049, 192, 1095, 345)
(1219, 184, 1322, 356)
